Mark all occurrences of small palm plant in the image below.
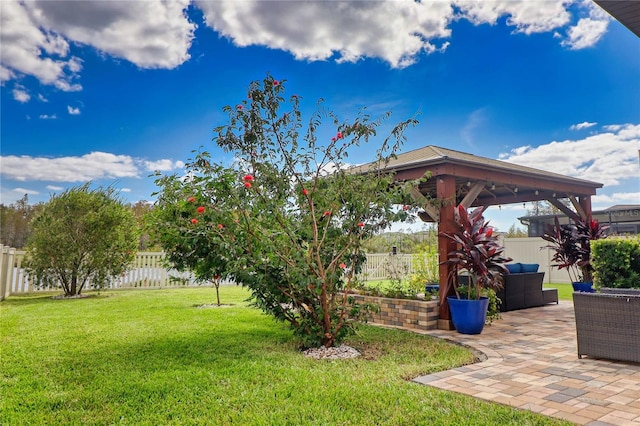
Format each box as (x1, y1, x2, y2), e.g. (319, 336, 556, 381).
(440, 204, 512, 299)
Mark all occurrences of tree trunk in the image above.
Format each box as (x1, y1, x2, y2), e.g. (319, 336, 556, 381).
(70, 275, 77, 296)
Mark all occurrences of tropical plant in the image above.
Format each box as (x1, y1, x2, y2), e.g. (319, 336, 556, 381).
(541, 215, 608, 283)
(151, 74, 418, 348)
(24, 183, 139, 297)
(439, 204, 512, 300)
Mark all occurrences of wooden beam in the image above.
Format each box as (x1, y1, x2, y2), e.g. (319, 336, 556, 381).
(459, 183, 484, 208)
(570, 196, 587, 220)
(579, 196, 593, 221)
(410, 187, 440, 222)
(547, 198, 581, 222)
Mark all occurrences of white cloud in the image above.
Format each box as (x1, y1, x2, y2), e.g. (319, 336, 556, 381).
(1, 65, 16, 82)
(498, 123, 640, 187)
(120, 188, 131, 193)
(38, 93, 48, 102)
(593, 192, 640, 205)
(570, 121, 597, 131)
(196, 0, 454, 68)
(12, 187, 40, 195)
(460, 108, 487, 146)
(143, 159, 185, 172)
(45, 185, 63, 191)
(562, 17, 609, 50)
(562, 0, 610, 50)
(0, 152, 185, 183)
(12, 85, 30, 102)
(39, 114, 57, 119)
(1, 0, 613, 93)
(0, 0, 82, 91)
(454, 0, 573, 34)
(67, 105, 80, 115)
(1, 0, 193, 91)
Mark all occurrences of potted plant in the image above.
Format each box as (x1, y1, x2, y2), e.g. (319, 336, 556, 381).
(440, 205, 512, 334)
(541, 215, 608, 292)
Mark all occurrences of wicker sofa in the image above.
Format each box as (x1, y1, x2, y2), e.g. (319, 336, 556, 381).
(459, 263, 554, 312)
(573, 291, 640, 363)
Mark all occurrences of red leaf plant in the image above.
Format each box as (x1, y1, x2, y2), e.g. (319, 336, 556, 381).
(440, 205, 512, 299)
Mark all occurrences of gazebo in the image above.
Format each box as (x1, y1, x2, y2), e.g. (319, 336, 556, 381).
(361, 145, 604, 329)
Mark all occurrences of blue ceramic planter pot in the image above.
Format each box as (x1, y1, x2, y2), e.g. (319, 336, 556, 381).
(447, 296, 489, 335)
(572, 282, 595, 293)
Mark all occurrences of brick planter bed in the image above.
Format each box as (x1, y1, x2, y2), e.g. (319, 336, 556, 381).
(349, 293, 440, 331)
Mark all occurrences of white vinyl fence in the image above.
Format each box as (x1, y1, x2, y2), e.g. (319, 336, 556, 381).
(501, 237, 570, 284)
(0, 237, 570, 299)
(0, 248, 202, 299)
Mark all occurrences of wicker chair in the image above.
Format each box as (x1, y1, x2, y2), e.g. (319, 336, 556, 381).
(572, 292, 640, 363)
(600, 287, 640, 295)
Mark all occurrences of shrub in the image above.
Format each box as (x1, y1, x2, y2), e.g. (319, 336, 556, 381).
(592, 237, 640, 289)
(409, 243, 439, 290)
(24, 183, 139, 296)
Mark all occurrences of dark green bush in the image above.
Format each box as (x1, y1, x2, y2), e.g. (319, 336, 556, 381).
(592, 237, 640, 289)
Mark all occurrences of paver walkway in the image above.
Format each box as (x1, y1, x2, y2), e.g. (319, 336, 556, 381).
(412, 301, 640, 425)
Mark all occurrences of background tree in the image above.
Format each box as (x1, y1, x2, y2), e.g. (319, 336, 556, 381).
(505, 224, 527, 238)
(128, 200, 155, 250)
(527, 200, 569, 216)
(24, 183, 139, 297)
(0, 194, 42, 248)
(151, 75, 417, 348)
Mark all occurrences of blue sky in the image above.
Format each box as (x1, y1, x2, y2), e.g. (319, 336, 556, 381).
(1, 0, 639, 232)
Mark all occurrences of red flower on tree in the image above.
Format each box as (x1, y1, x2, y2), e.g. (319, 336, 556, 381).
(217, 223, 224, 229)
(244, 182, 252, 189)
(302, 188, 309, 196)
(323, 211, 331, 217)
(357, 222, 364, 228)
(273, 80, 279, 86)
(402, 205, 409, 211)
(336, 131, 343, 139)
(243, 174, 254, 181)
(236, 104, 244, 111)
(339, 263, 347, 269)
(190, 218, 198, 224)
(197, 206, 205, 214)
(187, 196, 196, 203)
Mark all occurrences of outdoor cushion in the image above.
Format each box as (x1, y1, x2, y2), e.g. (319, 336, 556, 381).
(505, 263, 522, 274)
(521, 263, 539, 273)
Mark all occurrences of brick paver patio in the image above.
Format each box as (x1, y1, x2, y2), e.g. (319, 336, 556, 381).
(412, 301, 640, 425)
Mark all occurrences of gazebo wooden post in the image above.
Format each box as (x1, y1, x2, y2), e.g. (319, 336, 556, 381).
(437, 175, 457, 330)
(579, 196, 593, 221)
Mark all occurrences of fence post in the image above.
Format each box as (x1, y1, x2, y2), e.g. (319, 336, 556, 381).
(0, 245, 7, 301)
(0, 245, 17, 300)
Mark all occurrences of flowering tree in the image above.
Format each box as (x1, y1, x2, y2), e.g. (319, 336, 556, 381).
(150, 75, 417, 347)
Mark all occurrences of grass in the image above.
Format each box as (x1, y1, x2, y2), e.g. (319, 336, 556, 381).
(543, 283, 573, 301)
(1, 286, 570, 425)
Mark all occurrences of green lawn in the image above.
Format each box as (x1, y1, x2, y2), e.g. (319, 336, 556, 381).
(543, 283, 573, 301)
(1, 287, 569, 425)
